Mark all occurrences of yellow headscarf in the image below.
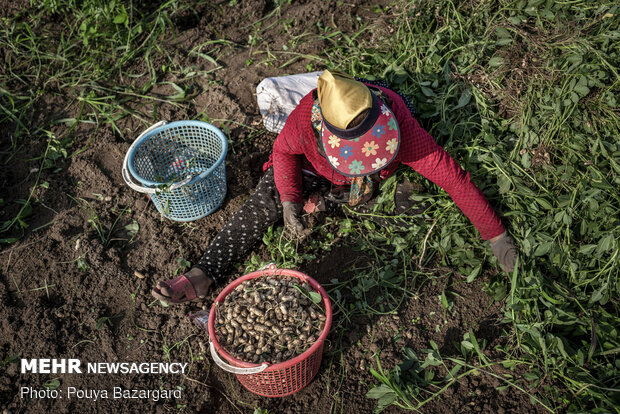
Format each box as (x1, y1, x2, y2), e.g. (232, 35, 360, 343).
(317, 70, 372, 130)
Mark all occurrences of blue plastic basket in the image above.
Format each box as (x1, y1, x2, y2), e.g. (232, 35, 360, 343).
(122, 120, 228, 221)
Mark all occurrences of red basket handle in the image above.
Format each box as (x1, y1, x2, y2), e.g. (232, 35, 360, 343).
(210, 341, 268, 375)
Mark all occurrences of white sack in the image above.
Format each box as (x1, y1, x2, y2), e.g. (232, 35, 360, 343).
(256, 72, 321, 133)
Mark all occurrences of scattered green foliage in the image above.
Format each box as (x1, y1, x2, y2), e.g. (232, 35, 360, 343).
(367, 334, 553, 413)
(323, 0, 619, 412)
(0, 0, 205, 240)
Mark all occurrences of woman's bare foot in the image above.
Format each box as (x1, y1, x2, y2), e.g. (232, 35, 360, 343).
(151, 267, 214, 303)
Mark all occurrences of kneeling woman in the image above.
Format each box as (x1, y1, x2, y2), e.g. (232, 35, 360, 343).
(152, 70, 518, 303)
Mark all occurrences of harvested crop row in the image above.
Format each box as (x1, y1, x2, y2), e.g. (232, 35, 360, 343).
(215, 276, 326, 364)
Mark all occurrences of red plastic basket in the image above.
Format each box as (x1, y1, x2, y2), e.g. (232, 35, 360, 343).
(207, 265, 332, 397)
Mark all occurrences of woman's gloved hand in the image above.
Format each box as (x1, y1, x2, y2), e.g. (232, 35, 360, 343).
(490, 232, 519, 273)
(282, 201, 304, 238)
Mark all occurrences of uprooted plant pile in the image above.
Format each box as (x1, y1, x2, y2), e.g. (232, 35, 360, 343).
(215, 276, 326, 364)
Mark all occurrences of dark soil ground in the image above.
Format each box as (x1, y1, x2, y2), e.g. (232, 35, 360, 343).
(0, 1, 543, 413)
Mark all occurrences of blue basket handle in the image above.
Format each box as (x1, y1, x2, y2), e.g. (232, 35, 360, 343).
(169, 174, 194, 191)
(167, 167, 218, 191)
(122, 121, 168, 194)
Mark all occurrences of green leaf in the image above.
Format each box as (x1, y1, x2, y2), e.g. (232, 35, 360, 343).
(366, 384, 394, 399)
(309, 291, 321, 304)
(467, 265, 481, 283)
(521, 152, 531, 168)
(113, 14, 126, 24)
(461, 340, 474, 350)
(441, 291, 448, 308)
(537, 198, 553, 210)
(496, 38, 512, 46)
(494, 283, 507, 301)
(377, 392, 398, 409)
(452, 232, 464, 247)
(556, 337, 569, 358)
(420, 86, 434, 97)
(113, 7, 128, 25)
(589, 287, 605, 305)
(391, 236, 407, 254)
(369, 366, 383, 381)
(43, 379, 60, 390)
(454, 89, 471, 109)
(3, 355, 18, 365)
(96, 317, 108, 330)
(508, 16, 522, 25)
(566, 54, 583, 66)
(534, 242, 552, 256)
(193, 52, 219, 66)
(577, 349, 585, 366)
(573, 76, 590, 97)
(595, 234, 614, 255)
(563, 212, 572, 225)
(488, 57, 504, 67)
(495, 27, 512, 39)
(125, 222, 139, 233)
(447, 363, 463, 380)
(424, 370, 435, 381)
(522, 238, 531, 255)
(497, 175, 511, 194)
(573, 85, 589, 97)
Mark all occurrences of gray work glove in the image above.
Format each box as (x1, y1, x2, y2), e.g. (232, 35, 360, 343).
(282, 201, 304, 238)
(490, 232, 519, 274)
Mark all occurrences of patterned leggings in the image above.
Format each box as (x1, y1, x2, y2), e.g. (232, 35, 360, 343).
(193, 168, 420, 285)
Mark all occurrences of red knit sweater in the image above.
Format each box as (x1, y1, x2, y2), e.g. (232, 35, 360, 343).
(263, 85, 505, 240)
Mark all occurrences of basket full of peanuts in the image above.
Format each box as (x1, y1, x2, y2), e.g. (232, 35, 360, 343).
(207, 264, 332, 397)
